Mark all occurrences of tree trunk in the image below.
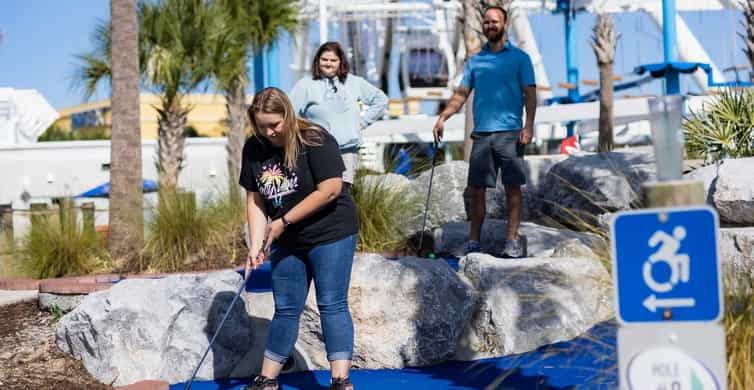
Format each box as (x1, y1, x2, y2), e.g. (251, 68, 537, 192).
(108, 0, 143, 260)
(156, 101, 188, 192)
(592, 13, 619, 153)
(225, 80, 246, 202)
(461, 0, 483, 162)
(347, 21, 364, 77)
(380, 14, 395, 93)
(597, 64, 614, 152)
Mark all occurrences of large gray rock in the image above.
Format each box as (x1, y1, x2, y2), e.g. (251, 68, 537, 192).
(358, 173, 410, 191)
(433, 219, 604, 258)
(685, 158, 754, 225)
(719, 227, 754, 293)
(38, 293, 85, 313)
(488, 155, 568, 221)
(55, 271, 255, 386)
(405, 161, 469, 233)
(455, 254, 614, 360)
(541, 150, 656, 226)
(296, 254, 476, 369)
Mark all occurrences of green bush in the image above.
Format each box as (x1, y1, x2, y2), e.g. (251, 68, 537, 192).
(37, 125, 112, 142)
(19, 203, 107, 278)
(73, 125, 111, 140)
(37, 125, 73, 141)
(143, 190, 245, 272)
(724, 274, 754, 389)
(684, 88, 754, 163)
(351, 171, 421, 252)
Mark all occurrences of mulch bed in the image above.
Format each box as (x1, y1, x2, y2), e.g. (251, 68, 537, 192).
(0, 300, 113, 390)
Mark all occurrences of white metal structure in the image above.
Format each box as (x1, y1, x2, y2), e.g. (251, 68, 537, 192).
(0, 88, 58, 145)
(296, 0, 741, 101)
(296, 0, 747, 169)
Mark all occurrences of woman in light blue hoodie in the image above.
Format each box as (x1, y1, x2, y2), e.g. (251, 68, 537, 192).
(290, 41, 388, 187)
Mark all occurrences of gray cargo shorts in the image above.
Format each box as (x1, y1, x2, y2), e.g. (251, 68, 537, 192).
(468, 130, 526, 188)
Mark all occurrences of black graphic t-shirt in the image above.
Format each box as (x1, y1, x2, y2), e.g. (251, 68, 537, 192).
(239, 131, 358, 249)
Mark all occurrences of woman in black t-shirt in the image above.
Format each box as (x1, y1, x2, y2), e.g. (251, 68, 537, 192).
(239, 87, 358, 390)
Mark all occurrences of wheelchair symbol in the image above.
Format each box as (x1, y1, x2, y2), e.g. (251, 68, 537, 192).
(642, 226, 690, 293)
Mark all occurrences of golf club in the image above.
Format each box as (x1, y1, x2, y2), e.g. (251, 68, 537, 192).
(184, 247, 262, 390)
(417, 141, 439, 257)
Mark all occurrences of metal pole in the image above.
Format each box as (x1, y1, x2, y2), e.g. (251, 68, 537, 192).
(565, 8, 579, 102)
(266, 39, 280, 88)
(662, 0, 680, 94)
(319, 0, 328, 44)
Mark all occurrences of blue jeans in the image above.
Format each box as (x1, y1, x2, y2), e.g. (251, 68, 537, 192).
(264, 233, 357, 364)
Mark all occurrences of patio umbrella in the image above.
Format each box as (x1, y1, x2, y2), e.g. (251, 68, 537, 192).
(75, 179, 159, 198)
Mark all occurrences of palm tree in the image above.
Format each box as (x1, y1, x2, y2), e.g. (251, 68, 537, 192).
(76, 0, 212, 192)
(742, 0, 754, 82)
(141, 0, 212, 191)
(207, 0, 297, 199)
(108, 0, 143, 259)
(591, 13, 620, 153)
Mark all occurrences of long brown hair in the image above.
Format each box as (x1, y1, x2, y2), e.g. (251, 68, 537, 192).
(311, 41, 350, 83)
(247, 87, 323, 169)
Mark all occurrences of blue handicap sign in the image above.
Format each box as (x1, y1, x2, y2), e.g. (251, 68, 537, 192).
(610, 206, 722, 323)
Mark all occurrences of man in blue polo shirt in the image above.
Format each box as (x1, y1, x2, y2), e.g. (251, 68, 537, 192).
(433, 5, 536, 258)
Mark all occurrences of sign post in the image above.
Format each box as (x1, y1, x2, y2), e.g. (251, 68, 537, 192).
(611, 206, 727, 390)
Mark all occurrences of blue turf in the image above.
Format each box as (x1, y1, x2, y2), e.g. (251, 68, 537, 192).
(173, 321, 617, 390)
(205, 257, 618, 389)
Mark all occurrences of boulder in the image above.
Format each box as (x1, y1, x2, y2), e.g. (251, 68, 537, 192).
(685, 158, 754, 225)
(541, 150, 656, 227)
(38, 293, 85, 313)
(295, 254, 476, 369)
(404, 161, 469, 233)
(433, 219, 604, 258)
(455, 254, 614, 360)
(488, 155, 568, 221)
(55, 271, 256, 386)
(719, 227, 754, 293)
(358, 173, 410, 192)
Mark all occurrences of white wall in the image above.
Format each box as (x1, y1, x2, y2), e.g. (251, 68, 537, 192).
(0, 138, 231, 209)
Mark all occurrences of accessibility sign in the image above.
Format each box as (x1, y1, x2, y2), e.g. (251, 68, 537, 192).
(611, 206, 723, 323)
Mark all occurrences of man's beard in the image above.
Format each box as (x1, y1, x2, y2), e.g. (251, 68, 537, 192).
(485, 29, 504, 43)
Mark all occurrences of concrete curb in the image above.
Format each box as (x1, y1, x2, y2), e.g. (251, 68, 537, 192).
(116, 380, 170, 390)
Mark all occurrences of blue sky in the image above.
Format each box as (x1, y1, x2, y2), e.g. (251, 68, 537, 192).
(0, 1, 748, 109)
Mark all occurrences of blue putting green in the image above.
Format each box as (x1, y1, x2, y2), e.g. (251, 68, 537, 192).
(198, 258, 618, 389)
(172, 321, 617, 389)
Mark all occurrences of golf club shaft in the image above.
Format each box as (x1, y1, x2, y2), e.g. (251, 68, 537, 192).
(184, 268, 253, 390)
(417, 142, 438, 256)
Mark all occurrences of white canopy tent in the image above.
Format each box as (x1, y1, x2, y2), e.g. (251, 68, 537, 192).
(0, 88, 58, 145)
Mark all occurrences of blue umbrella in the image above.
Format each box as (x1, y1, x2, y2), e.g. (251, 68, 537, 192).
(75, 179, 159, 198)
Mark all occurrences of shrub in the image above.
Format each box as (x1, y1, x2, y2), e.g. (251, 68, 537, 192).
(351, 171, 421, 252)
(19, 203, 108, 278)
(37, 125, 73, 142)
(684, 88, 754, 163)
(724, 273, 754, 389)
(73, 125, 111, 140)
(143, 190, 245, 272)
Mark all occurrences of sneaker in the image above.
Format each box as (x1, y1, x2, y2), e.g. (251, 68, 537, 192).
(330, 377, 354, 390)
(466, 240, 482, 255)
(502, 235, 527, 258)
(241, 376, 279, 390)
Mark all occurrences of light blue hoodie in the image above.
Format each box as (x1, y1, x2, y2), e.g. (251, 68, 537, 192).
(290, 74, 388, 150)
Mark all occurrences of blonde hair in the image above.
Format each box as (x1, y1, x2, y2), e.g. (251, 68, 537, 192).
(247, 87, 323, 169)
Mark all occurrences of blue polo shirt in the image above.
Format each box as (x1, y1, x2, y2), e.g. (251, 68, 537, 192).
(460, 42, 535, 132)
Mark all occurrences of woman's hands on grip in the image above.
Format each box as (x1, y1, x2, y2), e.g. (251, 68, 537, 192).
(244, 218, 286, 278)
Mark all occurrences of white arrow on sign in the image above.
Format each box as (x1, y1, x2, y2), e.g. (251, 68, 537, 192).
(643, 294, 696, 312)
